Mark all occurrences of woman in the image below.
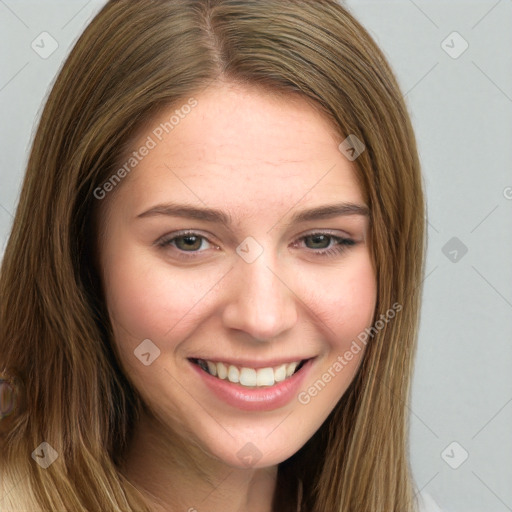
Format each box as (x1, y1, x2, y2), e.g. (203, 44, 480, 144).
(0, 0, 439, 510)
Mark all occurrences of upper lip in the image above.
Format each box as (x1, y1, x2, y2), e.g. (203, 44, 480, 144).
(189, 356, 315, 369)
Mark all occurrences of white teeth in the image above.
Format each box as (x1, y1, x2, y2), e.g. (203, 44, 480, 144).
(286, 362, 298, 377)
(274, 364, 287, 382)
(207, 361, 217, 376)
(256, 367, 275, 387)
(240, 368, 257, 386)
(217, 362, 227, 380)
(228, 365, 240, 383)
(197, 359, 305, 387)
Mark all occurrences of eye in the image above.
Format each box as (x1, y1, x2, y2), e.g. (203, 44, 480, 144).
(295, 232, 356, 258)
(155, 230, 356, 260)
(155, 230, 215, 259)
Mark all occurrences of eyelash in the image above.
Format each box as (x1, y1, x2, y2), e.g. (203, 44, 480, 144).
(155, 230, 356, 260)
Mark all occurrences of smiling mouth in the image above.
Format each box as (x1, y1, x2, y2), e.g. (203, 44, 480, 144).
(189, 358, 308, 388)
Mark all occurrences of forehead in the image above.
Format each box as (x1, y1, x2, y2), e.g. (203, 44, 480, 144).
(110, 83, 365, 220)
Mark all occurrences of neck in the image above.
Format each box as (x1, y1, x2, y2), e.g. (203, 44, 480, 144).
(120, 409, 278, 512)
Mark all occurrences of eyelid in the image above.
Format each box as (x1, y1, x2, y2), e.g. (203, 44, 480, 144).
(299, 228, 354, 239)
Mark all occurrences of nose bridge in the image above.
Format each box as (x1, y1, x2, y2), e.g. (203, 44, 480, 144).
(222, 247, 297, 341)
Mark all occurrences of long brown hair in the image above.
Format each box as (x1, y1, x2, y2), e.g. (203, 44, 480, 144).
(0, 1, 425, 510)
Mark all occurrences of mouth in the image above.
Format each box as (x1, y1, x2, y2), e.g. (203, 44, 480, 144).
(189, 358, 309, 388)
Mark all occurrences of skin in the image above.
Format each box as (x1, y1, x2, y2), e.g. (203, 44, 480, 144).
(97, 81, 377, 512)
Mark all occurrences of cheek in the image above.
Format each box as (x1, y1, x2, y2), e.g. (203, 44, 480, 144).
(303, 254, 377, 344)
(101, 247, 224, 348)
(303, 253, 376, 384)
(296, 258, 376, 418)
(337, 267, 376, 341)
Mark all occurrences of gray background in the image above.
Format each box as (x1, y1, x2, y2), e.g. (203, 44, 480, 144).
(1, 1, 511, 511)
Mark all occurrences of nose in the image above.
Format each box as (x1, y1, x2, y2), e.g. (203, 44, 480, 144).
(221, 253, 298, 342)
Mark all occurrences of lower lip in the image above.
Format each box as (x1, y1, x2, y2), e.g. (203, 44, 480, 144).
(189, 359, 314, 411)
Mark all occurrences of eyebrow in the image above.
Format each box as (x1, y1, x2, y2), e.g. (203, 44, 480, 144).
(136, 201, 369, 225)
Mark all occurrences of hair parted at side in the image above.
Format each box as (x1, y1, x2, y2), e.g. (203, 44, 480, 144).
(0, 1, 425, 511)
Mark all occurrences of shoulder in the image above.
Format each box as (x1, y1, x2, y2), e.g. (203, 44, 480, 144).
(417, 491, 444, 512)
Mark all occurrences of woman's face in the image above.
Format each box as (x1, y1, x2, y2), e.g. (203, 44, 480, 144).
(98, 82, 377, 469)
